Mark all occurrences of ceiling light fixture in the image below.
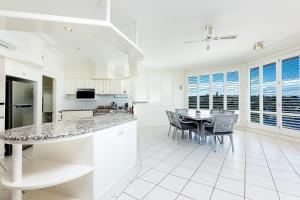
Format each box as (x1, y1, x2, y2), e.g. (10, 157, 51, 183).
(76, 48, 82, 51)
(64, 26, 73, 32)
(253, 41, 264, 50)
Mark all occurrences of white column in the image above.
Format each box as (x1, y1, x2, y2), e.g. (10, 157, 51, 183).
(12, 144, 22, 200)
(135, 21, 139, 47)
(105, 0, 111, 22)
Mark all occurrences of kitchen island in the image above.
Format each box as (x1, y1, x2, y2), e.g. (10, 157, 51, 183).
(0, 113, 138, 200)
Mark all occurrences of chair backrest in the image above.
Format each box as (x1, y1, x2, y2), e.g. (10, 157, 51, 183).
(165, 111, 174, 124)
(213, 114, 238, 134)
(175, 109, 188, 114)
(210, 109, 222, 115)
(171, 112, 182, 129)
(223, 110, 235, 114)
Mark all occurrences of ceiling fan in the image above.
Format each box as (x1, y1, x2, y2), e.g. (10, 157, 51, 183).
(184, 24, 238, 50)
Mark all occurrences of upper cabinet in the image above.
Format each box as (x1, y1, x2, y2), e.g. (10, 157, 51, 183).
(64, 78, 131, 96)
(95, 60, 116, 79)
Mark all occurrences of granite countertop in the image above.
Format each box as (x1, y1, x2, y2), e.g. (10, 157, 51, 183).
(59, 109, 95, 112)
(0, 113, 136, 144)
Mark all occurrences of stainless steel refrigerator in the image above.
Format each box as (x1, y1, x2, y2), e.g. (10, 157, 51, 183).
(5, 80, 34, 155)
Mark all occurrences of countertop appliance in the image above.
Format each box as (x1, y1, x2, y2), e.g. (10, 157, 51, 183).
(76, 88, 95, 99)
(5, 79, 34, 156)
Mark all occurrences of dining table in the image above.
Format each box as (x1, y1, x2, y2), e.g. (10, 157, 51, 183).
(179, 111, 215, 144)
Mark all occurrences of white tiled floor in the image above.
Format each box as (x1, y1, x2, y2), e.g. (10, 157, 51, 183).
(1, 126, 300, 200)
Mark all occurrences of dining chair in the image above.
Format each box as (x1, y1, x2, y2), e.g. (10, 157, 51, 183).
(171, 112, 200, 144)
(166, 110, 175, 136)
(223, 110, 235, 114)
(175, 108, 188, 114)
(203, 114, 238, 152)
(210, 109, 222, 115)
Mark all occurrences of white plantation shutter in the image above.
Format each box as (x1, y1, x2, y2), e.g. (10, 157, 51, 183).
(135, 69, 174, 105)
(212, 73, 224, 109)
(148, 73, 161, 102)
(226, 71, 239, 110)
(135, 69, 148, 102)
(282, 56, 300, 131)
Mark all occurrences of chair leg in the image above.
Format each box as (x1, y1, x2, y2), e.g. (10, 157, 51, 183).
(229, 134, 234, 152)
(213, 136, 217, 152)
(172, 128, 177, 140)
(189, 130, 192, 140)
(168, 125, 171, 136)
(181, 130, 185, 139)
(177, 130, 181, 145)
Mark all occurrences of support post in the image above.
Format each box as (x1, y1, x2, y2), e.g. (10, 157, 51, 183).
(135, 21, 139, 47)
(106, 0, 111, 22)
(12, 144, 22, 200)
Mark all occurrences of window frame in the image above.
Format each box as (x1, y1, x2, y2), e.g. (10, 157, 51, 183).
(186, 69, 241, 113)
(247, 51, 300, 136)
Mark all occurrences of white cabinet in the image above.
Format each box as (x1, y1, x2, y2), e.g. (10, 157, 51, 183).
(64, 78, 131, 95)
(109, 80, 122, 94)
(5, 59, 40, 81)
(62, 110, 94, 121)
(64, 79, 77, 94)
(93, 121, 137, 199)
(121, 79, 131, 95)
(95, 80, 104, 94)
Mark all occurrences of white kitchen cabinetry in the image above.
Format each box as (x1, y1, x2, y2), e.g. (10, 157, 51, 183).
(62, 110, 94, 121)
(64, 79, 77, 94)
(63, 78, 131, 95)
(95, 80, 104, 94)
(121, 79, 131, 95)
(5, 59, 40, 81)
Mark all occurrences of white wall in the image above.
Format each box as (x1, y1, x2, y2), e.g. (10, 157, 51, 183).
(134, 69, 185, 127)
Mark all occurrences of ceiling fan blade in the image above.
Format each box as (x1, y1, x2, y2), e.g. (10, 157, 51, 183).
(184, 40, 200, 45)
(214, 35, 237, 40)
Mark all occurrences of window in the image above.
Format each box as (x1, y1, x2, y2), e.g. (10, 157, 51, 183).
(199, 75, 209, 109)
(226, 71, 239, 110)
(188, 76, 198, 109)
(250, 67, 260, 123)
(212, 73, 224, 109)
(263, 63, 277, 126)
(249, 55, 300, 132)
(282, 56, 300, 131)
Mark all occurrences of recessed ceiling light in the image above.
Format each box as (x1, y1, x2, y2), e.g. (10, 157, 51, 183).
(64, 26, 73, 32)
(253, 41, 264, 50)
(76, 48, 83, 51)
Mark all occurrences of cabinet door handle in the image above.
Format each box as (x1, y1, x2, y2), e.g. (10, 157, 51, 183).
(118, 131, 124, 135)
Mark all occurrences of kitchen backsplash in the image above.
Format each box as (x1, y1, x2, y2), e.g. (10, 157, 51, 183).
(62, 95, 129, 110)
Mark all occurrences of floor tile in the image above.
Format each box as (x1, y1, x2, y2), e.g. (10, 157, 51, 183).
(191, 170, 218, 187)
(211, 189, 244, 200)
(274, 179, 300, 196)
(141, 169, 167, 184)
(246, 173, 275, 190)
(220, 167, 244, 181)
(154, 161, 177, 173)
(117, 193, 137, 200)
(124, 179, 155, 199)
(279, 192, 300, 200)
(144, 186, 177, 200)
(181, 181, 213, 200)
(176, 195, 193, 200)
(245, 184, 279, 200)
(159, 174, 188, 193)
(171, 166, 196, 179)
(215, 177, 244, 196)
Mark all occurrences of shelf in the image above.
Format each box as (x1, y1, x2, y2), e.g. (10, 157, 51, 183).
(23, 190, 79, 200)
(1, 159, 93, 190)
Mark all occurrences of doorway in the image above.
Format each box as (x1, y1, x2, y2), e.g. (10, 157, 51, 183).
(42, 76, 54, 123)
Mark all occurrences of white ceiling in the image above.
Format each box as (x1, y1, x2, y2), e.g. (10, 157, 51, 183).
(0, 0, 300, 69)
